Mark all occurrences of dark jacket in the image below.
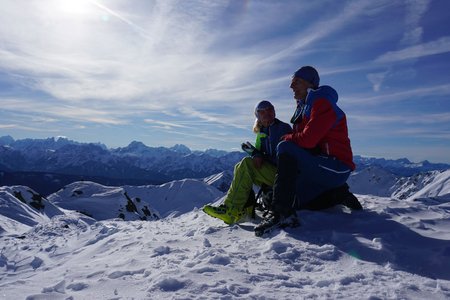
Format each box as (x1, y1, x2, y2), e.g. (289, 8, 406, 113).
(255, 118, 292, 165)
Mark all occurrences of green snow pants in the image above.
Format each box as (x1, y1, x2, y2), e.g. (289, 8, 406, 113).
(224, 157, 277, 211)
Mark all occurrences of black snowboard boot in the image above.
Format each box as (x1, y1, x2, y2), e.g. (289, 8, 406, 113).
(340, 184, 362, 210)
(255, 153, 299, 236)
(303, 183, 362, 211)
(254, 210, 299, 237)
(271, 153, 299, 215)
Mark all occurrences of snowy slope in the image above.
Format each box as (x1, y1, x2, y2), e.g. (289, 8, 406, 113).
(348, 167, 450, 202)
(0, 186, 64, 234)
(348, 165, 398, 197)
(203, 170, 234, 192)
(407, 169, 450, 201)
(48, 179, 224, 221)
(48, 181, 161, 221)
(0, 196, 449, 299)
(1, 179, 450, 299)
(0, 179, 223, 235)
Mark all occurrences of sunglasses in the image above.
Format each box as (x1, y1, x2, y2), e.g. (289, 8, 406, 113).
(257, 107, 274, 112)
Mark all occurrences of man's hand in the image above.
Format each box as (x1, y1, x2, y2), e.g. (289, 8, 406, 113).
(253, 156, 264, 169)
(282, 133, 293, 141)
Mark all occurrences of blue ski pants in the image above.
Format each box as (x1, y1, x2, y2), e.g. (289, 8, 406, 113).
(277, 141, 352, 208)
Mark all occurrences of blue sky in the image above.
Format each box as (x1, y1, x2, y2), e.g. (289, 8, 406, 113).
(1, 0, 449, 163)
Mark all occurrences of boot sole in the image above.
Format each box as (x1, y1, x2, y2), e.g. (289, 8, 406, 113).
(254, 221, 299, 237)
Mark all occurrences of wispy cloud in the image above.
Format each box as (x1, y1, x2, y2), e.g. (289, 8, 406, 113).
(1, 98, 128, 125)
(375, 36, 450, 63)
(345, 83, 450, 105)
(349, 112, 450, 125)
(144, 119, 189, 130)
(259, 0, 376, 66)
(366, 71, 389, 92)
(0, 123, 59, 132)
(90, 0, 153, 39)
(400, 0, 430, 45)
(0, 124, 16, 129)
(178, 107, 248, 130)
(392, 128, 450, 140)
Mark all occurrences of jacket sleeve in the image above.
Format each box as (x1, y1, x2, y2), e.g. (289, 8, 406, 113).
(284, 123, 293, 135)
(291, 98, 336, 149)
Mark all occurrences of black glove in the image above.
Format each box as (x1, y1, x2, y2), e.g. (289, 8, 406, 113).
(241, 141, 258, 156)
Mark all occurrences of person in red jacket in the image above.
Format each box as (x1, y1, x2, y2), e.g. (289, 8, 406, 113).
(255, 66, 362, 237)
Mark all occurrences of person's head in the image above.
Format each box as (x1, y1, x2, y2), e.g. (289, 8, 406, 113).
(290, 66, 320, 100)
(253, 100, 275, 131)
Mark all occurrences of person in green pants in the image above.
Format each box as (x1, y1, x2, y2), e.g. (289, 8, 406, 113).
(203, 100, 292, 224)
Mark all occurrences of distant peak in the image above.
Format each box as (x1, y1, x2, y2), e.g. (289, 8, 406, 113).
(395, 158, 411, 164)
(0, 135, 15, 145)
(170, 144, 191, 154)
(56, 136, 69, 141)
(127, 141, 147, 148)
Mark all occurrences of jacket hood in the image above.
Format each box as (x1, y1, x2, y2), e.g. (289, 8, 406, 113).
(307, 85, 338, 104)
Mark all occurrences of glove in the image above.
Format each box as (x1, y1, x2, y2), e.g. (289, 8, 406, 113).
(241, 142, 257, 156)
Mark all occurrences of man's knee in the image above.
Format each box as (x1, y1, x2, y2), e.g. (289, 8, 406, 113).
(276, 140, 296, 156)
(276, 141, 312, 163)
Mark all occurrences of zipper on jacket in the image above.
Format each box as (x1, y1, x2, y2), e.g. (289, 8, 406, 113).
(268, 126, 272, 157)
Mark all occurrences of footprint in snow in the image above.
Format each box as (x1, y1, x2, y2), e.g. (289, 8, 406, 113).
(152, 278, 190, 292)
(152, 246, 171, 257)
(208, 254, 231, 265)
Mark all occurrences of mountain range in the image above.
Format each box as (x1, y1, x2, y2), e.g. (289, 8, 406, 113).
(0, 136, 244, 195)
(1, 135, 449, 197)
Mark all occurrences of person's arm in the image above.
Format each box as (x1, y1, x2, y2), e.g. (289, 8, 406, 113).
(288, 98, 336, 148)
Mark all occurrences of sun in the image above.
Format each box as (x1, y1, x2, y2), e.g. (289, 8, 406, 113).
(56, 0, 93, 14)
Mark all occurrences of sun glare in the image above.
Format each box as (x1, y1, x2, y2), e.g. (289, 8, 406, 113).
(57, 0, 93, 14)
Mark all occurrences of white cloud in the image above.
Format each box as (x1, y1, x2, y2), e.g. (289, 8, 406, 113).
(0, 0, 287, 112)
(0, 124, 16, 129)
(393, 128, 450, 139)
(144, 119, 189, 129)
(178, 107, 247, 130)
(259, 0, 377, 66)
(400, 0, 430, 45)
(349, 112, 450, 125)
(375, 37, 450, 63)
(0, 97, 128, 125)
(0, 0, 397, 121)
(344, 83, 450, 105)
(367, 71, 389, 92)
(0, 123, 58, 132)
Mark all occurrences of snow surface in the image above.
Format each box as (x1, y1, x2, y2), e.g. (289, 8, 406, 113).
(1, 178, 450, 299)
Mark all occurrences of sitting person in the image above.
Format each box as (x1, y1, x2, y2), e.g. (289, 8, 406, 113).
(255, 66, 362, 236)
(203, 100, 292, 224)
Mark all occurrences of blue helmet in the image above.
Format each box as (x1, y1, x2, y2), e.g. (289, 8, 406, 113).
(254, 100, 274, 118)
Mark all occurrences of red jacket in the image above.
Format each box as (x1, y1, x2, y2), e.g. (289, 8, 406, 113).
(284, 85, 355, 170)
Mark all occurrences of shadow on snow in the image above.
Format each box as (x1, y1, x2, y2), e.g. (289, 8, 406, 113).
(287, 205, 450, 281)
